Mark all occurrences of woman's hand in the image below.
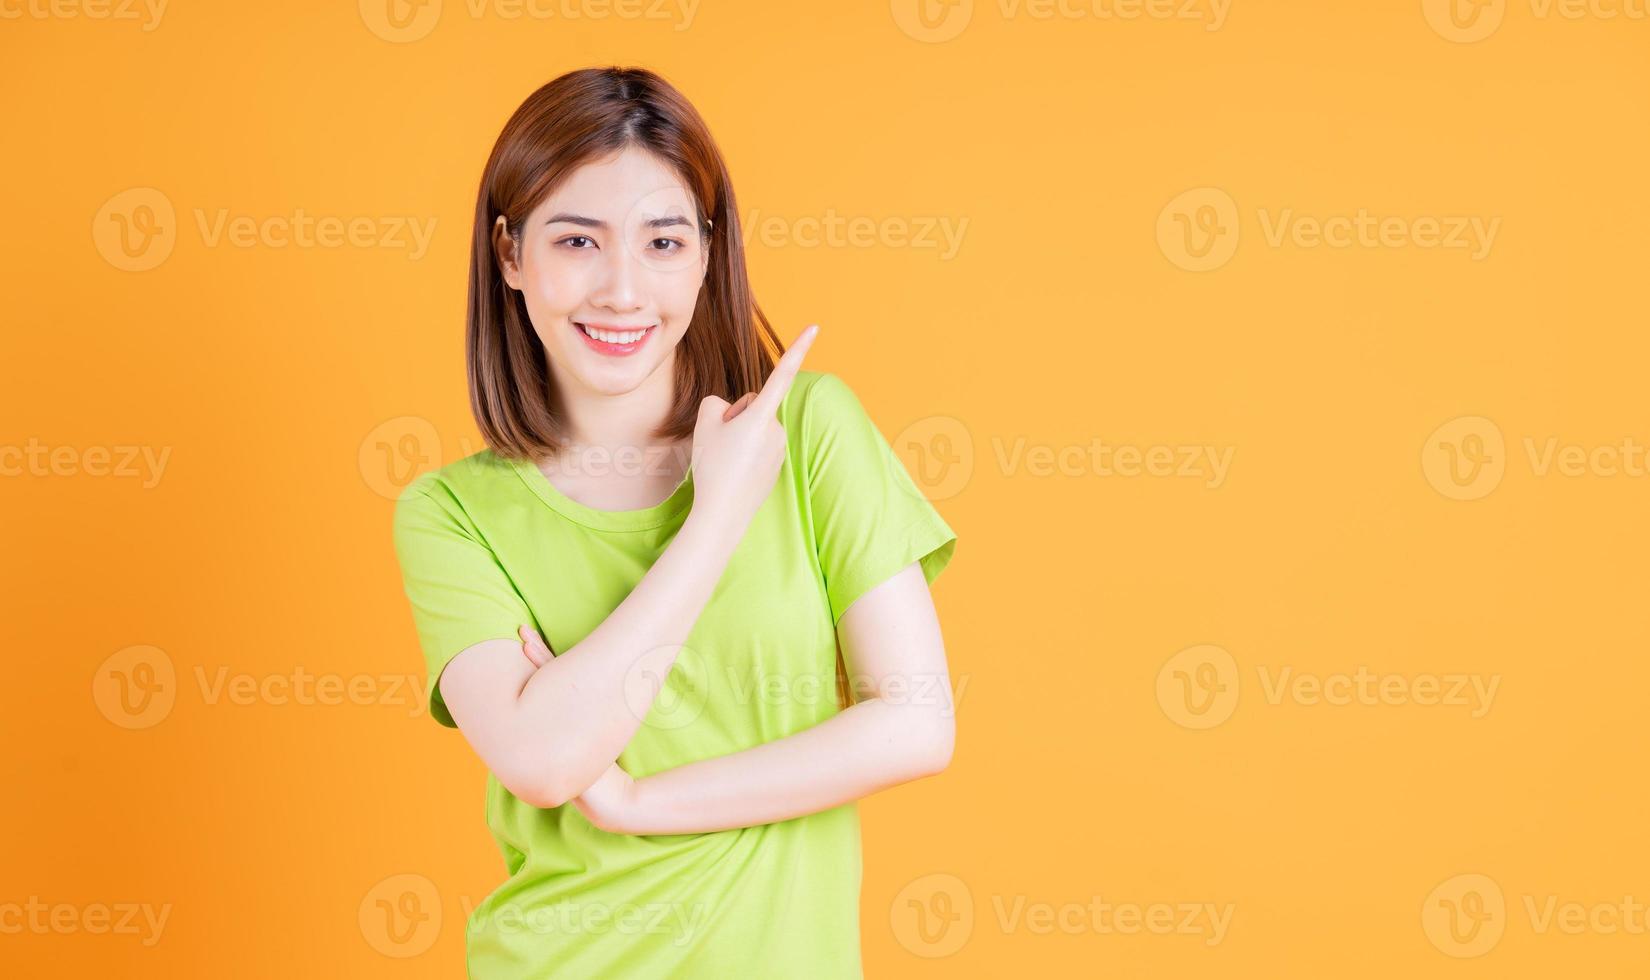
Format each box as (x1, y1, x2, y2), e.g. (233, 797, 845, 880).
(518, 624, 553, 668)
(687, 324, 818, 537)
(517, 624, 640, 832)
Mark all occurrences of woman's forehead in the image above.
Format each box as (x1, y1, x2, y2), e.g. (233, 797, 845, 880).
(540, 148, 696, 221)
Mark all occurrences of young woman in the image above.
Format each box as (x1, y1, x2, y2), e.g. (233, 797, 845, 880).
(392, 66, 959, 978)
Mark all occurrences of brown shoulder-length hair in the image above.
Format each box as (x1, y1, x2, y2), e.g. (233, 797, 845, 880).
(467, 66, 784, 461)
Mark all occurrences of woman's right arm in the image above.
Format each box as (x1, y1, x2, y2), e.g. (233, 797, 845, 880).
(437, 324, 819, 810)
(437, 505, 744, 809)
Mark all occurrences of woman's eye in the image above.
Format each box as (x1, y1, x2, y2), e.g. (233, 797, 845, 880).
(558, 235, 595, 249)
(650, 238, 686, 253)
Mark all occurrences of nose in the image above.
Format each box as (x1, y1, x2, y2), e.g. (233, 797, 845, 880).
(588, 240, 646, 314)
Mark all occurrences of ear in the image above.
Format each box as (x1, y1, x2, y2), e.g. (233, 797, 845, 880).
(493, 214, 522, 291)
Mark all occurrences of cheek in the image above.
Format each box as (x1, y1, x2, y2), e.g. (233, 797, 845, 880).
(520, 256, 586, 315)
(657, 268, 705, 316)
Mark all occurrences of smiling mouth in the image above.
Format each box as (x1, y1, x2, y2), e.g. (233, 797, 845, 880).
(575, 322, 654, 343)
(573, 321, 657, 356)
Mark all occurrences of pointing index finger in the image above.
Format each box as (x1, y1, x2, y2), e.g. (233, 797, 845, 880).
(749, 324, 818, 420)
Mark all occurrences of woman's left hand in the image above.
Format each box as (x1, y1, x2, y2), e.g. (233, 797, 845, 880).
(518, 624, 553, 667)
(518, 624, 641, 833)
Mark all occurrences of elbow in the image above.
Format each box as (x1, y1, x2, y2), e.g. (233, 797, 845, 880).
(924, 736, 955, 777)
(503, 746, 579, 810)
(504, 768, 571, 810)
(510, 742, 611, 810)
(520, 773, 588, 810)
(914, 710, 956, 777)
(519, 779, 573, 810)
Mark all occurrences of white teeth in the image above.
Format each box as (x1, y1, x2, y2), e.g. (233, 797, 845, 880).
(580, 324, 648, 344)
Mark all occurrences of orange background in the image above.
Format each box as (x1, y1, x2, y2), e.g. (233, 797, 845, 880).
(5, 0, 1649, 975)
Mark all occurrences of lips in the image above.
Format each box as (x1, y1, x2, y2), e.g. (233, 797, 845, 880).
(573, 321, 656, 357)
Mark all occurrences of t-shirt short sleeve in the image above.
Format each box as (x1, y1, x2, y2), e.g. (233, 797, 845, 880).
(803, 372, 958, 626)
(392, 472, 535, 727)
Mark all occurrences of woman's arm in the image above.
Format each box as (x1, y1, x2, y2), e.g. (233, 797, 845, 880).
(437, 506, 743, 809)
(537, 560, 957, 835)
(435, 330, 818, 810)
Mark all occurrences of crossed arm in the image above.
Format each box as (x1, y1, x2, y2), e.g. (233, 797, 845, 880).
(535, 560, 957, 836)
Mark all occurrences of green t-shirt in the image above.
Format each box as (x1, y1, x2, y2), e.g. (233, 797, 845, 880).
(391, 368, 957, 978)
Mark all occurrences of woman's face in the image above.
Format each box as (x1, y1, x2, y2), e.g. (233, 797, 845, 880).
(495, 145, 710, 399)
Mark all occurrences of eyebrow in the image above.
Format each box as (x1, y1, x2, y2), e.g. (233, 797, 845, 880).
(544, 212, 695, 230)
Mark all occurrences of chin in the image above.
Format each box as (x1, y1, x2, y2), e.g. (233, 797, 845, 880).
(581, 369, 653, 396)
(559, 351, 666, 395)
